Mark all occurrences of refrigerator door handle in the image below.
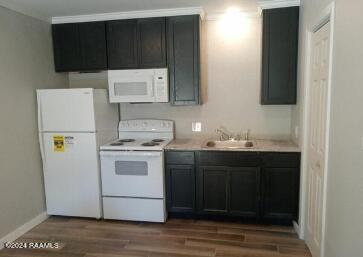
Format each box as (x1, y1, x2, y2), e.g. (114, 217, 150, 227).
(38, 133, 46, 166)
(37, 92, 43, 132)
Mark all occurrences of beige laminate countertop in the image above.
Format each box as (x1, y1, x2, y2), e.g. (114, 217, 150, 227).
(165, 138, 300, 152)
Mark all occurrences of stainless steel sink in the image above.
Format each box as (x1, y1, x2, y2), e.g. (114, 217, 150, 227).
(203, 140, 255, 149)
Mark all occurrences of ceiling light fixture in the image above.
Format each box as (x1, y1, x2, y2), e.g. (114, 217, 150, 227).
(218, 7, 249, 39)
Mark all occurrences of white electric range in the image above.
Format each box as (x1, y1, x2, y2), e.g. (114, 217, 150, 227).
(100, 119, 174, 222)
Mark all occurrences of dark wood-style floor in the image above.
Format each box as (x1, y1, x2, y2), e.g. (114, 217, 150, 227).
(0, 217, 311, 257)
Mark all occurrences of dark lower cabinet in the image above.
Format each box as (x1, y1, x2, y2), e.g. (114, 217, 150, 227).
(166, 152, 196, 213)
(165, 150, 300, 224)
(199, 167, 229, 213)
(52, 22, 107, 72)
(261, 167, 300, 222)
(166, 164, 195, 212)
(198, 166, 260, 217)
(167, 15, 200, 105)
(229, 167, 260, 217)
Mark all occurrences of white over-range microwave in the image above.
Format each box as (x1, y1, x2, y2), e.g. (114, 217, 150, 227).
(108, 68, 168, 103)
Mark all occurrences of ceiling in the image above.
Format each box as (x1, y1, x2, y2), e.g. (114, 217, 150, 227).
(0, 0, 274, 21)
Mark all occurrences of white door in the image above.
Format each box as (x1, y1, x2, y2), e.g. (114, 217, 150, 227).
(40, 132, 102, 218)
(100, 151, 164, 198)
(37, 88, 96, 132)
(305, 22, 331, 257)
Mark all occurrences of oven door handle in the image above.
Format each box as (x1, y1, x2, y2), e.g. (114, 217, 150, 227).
(100, 151, 162, 157)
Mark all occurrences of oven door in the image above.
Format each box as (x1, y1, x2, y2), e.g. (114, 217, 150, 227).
(100, 151, 164, 198)
(108, 76, 155, 103)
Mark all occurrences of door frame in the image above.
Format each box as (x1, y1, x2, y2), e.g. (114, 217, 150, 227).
(299, 2, 335, 257)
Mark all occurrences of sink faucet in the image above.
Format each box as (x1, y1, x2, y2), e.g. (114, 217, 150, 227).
(215, 126, 233, 141)
(245, 129, 251, 141)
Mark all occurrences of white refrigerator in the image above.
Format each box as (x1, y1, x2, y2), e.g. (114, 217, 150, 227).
(37, 88, 118, 218)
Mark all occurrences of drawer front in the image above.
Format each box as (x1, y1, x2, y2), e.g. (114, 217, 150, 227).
(199, 151, 261, 167)
(262, 152, 301, 168)
(103, 197, 166, 222)
(166, 151, 195, 165)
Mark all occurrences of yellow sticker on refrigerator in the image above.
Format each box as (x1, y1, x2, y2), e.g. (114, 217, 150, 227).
(53, 135, 65, 152)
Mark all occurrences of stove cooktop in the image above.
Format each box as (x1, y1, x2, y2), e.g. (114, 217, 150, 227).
(100, 138, 172, 151)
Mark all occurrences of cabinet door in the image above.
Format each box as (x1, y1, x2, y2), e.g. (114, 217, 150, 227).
(138, 18, 166, 68)
(262, 168, 300, 221)
(261, 7, 299, 104)
(107, 20, 138, 69)
(198, 166, 229, 213)
(78, 22, 107, 70)
(166, 164, 195, 212)
(229, 168, 260, 217)
(167, 15, 200, 105)
(52, 23, 81, 72)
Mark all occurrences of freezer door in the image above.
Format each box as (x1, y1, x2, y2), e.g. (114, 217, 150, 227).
(37, 89, 96, 132)
(39, 132, 102, 218)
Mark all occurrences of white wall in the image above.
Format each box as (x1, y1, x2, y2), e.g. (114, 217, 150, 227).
(0, 7, 67, 239)
(324, 0, 363, 256)
(295, 0, 363, 256)
(71, 18, 293, 140)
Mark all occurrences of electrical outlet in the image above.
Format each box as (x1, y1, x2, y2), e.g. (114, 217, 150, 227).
(192, 122, 202, 132)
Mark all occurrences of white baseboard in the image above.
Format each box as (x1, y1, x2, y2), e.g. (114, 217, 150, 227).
(0, 212, 48, 250)
(293, 221, 303, 239)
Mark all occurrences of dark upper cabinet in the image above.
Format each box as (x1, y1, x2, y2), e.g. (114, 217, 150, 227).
(166, 151, 196, 213)
(107, 19, 138, 69)
(138, 18, 166, 68)
(52, 23, 81, 72)
(52, 22, 107, 72)
(79, 22, 107, 70)
(167, 15, 200, 105)
(52, 16, 201, 79)
(107, 18, 166, 69)
(261, 7, 299, 105)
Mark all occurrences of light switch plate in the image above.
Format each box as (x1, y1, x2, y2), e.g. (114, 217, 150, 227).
(192, 122, 202, 132)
